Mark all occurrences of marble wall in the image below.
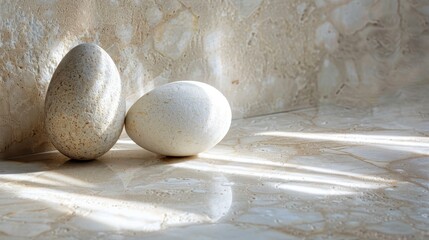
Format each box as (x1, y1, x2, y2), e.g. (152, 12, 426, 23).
(1, 0, 429, 158)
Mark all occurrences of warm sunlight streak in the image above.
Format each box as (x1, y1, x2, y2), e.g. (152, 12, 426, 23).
(255, 131, 429, 147)
(0, 168, 233, 231)
(40, 172, 97, 187)
(1, 182, 214, 232)
(199, 153, 395, 183)
(0, 172, 95, 187)
(172, 160, 394, 190)
(274, 183, 356, 195)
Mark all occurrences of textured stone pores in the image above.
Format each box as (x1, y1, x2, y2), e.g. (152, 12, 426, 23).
(45, 43, 125, 160)
(125, 81, 231, 157)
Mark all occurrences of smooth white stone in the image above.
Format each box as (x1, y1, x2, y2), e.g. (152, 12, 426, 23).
(125, 81, 231, 156)
(45, 43, 125, 160)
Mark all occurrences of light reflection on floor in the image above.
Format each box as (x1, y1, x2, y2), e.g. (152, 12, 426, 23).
(0, 105, 428, 239)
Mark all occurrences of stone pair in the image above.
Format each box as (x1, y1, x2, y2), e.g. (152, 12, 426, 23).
(45, 43, 231, 160)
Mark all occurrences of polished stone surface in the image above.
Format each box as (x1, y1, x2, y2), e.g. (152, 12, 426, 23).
(1, 94, 429, 239)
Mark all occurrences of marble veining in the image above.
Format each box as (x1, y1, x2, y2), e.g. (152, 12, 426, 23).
(1, 84, 428, 239)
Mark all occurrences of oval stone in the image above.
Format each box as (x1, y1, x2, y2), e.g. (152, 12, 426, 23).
(125, 81, 231, 156)
(45, 43, 125, 160)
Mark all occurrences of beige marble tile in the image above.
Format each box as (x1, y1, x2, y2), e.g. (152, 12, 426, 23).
(1, 98, 428, 239)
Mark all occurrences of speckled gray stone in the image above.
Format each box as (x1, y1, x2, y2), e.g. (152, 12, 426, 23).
(45, 43, 125, 160)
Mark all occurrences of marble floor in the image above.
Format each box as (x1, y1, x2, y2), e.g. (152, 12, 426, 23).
(1, 96, 429, 239)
